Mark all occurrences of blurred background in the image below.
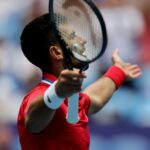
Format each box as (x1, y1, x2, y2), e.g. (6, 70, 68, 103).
(0, 0, 150, 149)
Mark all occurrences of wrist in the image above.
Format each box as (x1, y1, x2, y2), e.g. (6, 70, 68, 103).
(43, 81, 64, 109)
(103, 66, 126, 89)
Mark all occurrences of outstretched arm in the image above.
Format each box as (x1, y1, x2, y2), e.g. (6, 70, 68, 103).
(83, 49, 142, 114)
(25, 69, 86, 133)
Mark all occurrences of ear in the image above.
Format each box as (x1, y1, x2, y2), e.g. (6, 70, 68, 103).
(49, 46, 63, 61)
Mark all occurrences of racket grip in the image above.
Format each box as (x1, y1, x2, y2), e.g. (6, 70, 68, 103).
(66, 93, 80, 124)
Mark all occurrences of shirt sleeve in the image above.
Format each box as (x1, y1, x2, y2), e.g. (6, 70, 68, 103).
(80, 93, 91, 115)
(23, 85, 48, 118)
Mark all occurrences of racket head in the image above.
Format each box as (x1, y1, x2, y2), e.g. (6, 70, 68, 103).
(49, 0, 107, 69)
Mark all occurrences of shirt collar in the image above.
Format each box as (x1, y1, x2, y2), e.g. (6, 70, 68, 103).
(41, 73, 57, 85)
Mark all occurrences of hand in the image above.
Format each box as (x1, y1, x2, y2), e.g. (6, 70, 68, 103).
(55, 69, 86, 98)
(112, 49, 142, 79)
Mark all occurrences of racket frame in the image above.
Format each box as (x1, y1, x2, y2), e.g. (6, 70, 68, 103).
(49, 0, 107, 68)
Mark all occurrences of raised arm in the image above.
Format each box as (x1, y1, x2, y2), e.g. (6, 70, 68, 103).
(84, 49, 142, 114)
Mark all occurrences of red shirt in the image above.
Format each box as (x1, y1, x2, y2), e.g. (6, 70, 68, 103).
(17, 73, 91, 150)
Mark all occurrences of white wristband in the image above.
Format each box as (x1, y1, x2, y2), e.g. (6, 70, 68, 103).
(43, 81, 64, 109)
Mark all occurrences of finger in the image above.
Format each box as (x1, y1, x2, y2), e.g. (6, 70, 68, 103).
(62, 75, 85, 84)
(64, 82, 82, 87)
(112, 48, 120, 58)
(128, 69, 142, 77)
(72, 77, 84, 82)
(61, 70, 86, 78)
(112, 48, 123, 63)
(64, 85, 82, 93)
(130, 72, 142, 78)
(60, 77, 83, 85)
(130, 69, 142, 75)
(113, 48, 119, 55)
(126, 65, 141, 71)
(64, 79, 83, 86)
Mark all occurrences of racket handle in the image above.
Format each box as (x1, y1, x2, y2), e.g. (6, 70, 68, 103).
(66, 93, 80, 124)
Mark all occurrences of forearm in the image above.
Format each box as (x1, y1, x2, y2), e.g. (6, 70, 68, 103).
(25, 95, 55, 133)
(84, 66, 126, 114)
(84, 77, 116, 114)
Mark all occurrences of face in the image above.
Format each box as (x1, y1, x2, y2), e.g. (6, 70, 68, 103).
(58, 24, 88, 69)
(59, 25, 86, 54)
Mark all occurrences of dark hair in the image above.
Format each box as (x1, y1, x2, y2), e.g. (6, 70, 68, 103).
(20, 14, 58, 71)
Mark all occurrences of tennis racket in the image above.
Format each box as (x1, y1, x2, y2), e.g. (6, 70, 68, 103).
(49, 0, 107, 123)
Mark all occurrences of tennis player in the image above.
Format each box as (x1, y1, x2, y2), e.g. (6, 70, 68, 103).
(17, 14, 141, 150)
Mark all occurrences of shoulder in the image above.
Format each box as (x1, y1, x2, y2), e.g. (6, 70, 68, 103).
(18, 82, 50, 117)
(80, 93, 90, 102)
(79, 93, 91, 114)
(24, 82, 49, 102)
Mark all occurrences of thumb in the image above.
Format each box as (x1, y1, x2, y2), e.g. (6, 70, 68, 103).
(112, 48, 123, 64)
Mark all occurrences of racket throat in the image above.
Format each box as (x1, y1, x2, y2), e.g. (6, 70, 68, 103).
(81, 64, 89, 71)
(64, 51, 89, 71)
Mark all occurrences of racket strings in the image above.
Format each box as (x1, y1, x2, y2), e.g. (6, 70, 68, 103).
(53, 0, 104, 62)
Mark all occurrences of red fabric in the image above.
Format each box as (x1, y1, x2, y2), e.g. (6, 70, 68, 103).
(104, 66, 126, 89)
(17, 73, 91, 150)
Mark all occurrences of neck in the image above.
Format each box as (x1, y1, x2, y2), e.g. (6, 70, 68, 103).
(43, 63, 64, 77)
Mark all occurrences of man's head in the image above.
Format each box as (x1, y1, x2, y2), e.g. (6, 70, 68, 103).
(21, 14, 60, 72)
(21, 14, 87, 73)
